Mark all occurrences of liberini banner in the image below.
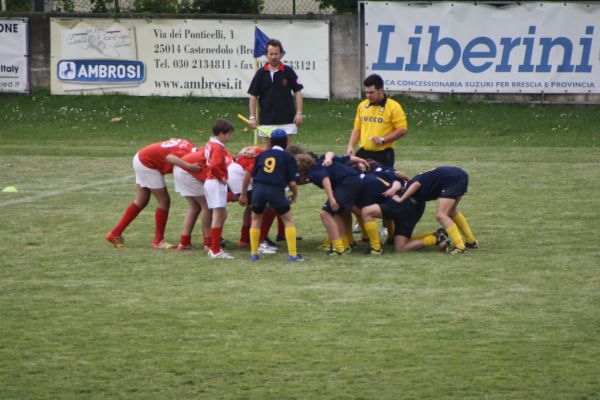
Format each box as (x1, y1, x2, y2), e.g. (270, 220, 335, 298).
(50, 19, 329, 98)
(364, 2, 600, 94)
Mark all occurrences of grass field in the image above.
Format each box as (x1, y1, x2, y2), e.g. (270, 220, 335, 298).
(1, 92, 599, 399)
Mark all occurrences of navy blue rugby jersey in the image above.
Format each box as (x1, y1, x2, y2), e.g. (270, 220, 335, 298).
(408, 166, 468, 202)
(308, 156, 361, 189)
(252, 147, 299, 187)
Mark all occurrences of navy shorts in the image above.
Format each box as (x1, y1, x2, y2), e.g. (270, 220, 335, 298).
(440, 171, 468, 199)
(251, 183, 290, 215)
(322, 175, 363, 215)
(379, 199, 426, 238)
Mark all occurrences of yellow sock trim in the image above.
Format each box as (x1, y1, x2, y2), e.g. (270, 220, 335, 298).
(364, 220, 381, 251)
(452, 212, 475, 243)
(357, 215, 367, 237)
(446, 223, 465, 250)
(411, 231, 433, 241)
(340, 234, 349, 250)
(285, 226, 297, 257)
(250, 227, 260, 255)
(332, 239, 344, 253)
(422, 234, 436, 247)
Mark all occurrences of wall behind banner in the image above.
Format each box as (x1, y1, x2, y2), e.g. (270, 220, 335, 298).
(8, 11, 600, 102)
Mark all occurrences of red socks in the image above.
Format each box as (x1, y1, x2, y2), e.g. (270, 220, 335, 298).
(153, 207, 169, 244)
(179, 234, 191, 246)
(260, 208, 277, 241)
(112, 203, 142, 236)
(210, 227, 223, 254)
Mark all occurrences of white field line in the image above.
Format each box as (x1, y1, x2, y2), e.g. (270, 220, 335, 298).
(0, 175, 134, 208)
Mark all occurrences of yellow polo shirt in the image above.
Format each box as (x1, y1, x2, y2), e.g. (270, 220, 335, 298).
(353, 96, 407, 151)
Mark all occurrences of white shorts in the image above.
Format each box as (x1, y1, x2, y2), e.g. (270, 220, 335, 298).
(133, 153, 166, 189)
(173, 166, 205, 197)
(204, 179, 228, 209)
(258, 123, 297, 138)
(227, 163, 252, 195)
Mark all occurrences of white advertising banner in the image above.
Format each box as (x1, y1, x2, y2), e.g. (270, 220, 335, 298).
(50, 19, 329, 98)
(364, 2, 600, 94)
(0, 18, 28, 93)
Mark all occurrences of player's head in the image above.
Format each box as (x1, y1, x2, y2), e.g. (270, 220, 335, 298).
(366, 159, 381, 170)
(212, 119, 234, 142)
(265, 39, 285, 66)
(286, 144, 308, 156)
(295, 153, 316, 184)
(363, 74, 385, 104)
(270, 129, 288, 149)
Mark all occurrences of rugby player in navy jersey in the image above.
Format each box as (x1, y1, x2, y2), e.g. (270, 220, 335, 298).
(351, 161, 409, 253)
(247, 129, 303, 262)
(295, 151, 369, 256)
(389, 166, 478, 254)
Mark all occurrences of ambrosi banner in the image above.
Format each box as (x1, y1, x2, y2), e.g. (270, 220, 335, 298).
(51, 19, 329, 98)
(364, 2, 600, 94)
(0, 18, 29, 93)
(57, 59, 145, 83)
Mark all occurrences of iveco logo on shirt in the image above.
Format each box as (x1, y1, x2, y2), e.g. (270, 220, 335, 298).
(57, 59, 145, 83)
(362, 116, 384, 123)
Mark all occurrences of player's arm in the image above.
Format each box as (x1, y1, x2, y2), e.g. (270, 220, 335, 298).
(322, 177, 339, 211)
(165, 154, 201, 173)
(239, 146, 256, 158)
(394, 169, 410, 182)
(349, 155, 369, 170)
(239, 169, 252, 206)
(293, 90, 304, 126)
(383, 180, 402, 197)
(248, 95, 258, 128)
(288, 181, 298, 204)
(393, 181, 421, 203)
(210, 148, 227, 183)
(322, 151, 335, 166)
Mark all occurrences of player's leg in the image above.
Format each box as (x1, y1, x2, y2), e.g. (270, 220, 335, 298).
(334, 213, 350, 252)
(448, 198, 478, 248)
(106, 184, 150, 248)
(320, 209, 344, 255)
(205, 179, 232, 258)
(238, 206, 252, 248)
(259, 207, 277, 243)
(360, 204, 383, 253)
(209, 207, 228, 255)
(177, 196, 201, 250)
(278, 210, 301, 260)
(249, 184, 269, 260)
(342, 210, 355, 250)
(249, 210, 263, 260)
(150, 186, 173, 248)
(436, 197, 466, 253)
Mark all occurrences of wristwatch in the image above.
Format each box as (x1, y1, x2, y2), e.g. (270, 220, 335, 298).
(380, 137, 385, 144)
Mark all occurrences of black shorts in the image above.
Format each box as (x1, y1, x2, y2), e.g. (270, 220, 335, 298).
(322, 175, 362, 215)
(356, 147, 395, 168)
(379, 199, 426, 238)
(440, 173, 468, 199)
(251, 183, 290, 215)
